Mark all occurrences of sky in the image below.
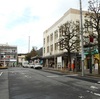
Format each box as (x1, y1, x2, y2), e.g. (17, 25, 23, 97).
(0, 0, 88, 53)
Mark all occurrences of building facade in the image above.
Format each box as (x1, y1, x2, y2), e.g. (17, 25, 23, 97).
(0, 44, 17, 67)
(43, 8, 88, 71)
(17, 53, 27, 65)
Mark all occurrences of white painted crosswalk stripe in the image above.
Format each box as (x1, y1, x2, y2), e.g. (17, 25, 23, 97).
(0, 72, 3, 76)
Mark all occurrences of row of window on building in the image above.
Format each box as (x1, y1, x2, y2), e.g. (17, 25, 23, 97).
(0, 49, 16, 53)
(0, 55, 16, 59)
(43, 29, 62, 54)
(43, 30, 59, 44)
(44, 43, 58, 54)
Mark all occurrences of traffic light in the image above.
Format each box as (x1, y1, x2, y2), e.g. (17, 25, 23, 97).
(89, 35, 94, 42)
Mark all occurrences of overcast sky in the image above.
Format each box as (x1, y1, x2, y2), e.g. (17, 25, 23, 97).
(0, 0, 88, 53)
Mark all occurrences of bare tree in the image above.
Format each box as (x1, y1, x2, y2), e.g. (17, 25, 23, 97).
(25, 47, 37, 61)
(58, 21, 80, 70)
(85, 0, 100, 73)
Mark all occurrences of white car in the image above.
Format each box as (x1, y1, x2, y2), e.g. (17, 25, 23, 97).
(33, 63, 42, 69)
(28, 63, 34, 68)
(22, 61, 29, 68)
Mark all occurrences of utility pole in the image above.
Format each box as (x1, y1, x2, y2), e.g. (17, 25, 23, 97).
(28, 36, 30, 53)
(79, 0, 84, 76)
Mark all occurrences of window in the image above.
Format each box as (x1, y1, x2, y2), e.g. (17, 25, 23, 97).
(1, 55, 3, 59)
(47, 46, 49, 53)
(44, 38, 45, 44)
(14, 55, 16, 58)
(59, 29, 62, 37)
(50, 33, 53, 41)
(55, 43, 58, 50)
(47, 36, 49, 43)
(44, 47, 45, 53)
(12, 49, 16, 53)
(50, 44, 53, 52)
(54, 30, 58, 39)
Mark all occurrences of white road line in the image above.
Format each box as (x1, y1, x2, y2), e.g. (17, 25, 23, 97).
(47, 75, 59, 78)
(79, 95, 84, 98)
(0, 72, 3, 76)
(97, 81, 100, 84)
(94, 93, 100, 97)
(90, 86, 98, 89)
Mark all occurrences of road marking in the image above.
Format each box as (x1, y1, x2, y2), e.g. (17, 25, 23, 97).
(90, 86, 98, 89)
(94, 93, 100, 97)
(47, 75, 59, 78)
(97, 81, 100, 84)
(79, 95, 84, 98)
(86, 90, 100, 97)
(0, 72, 3, 76)
(25, 75, 28, 77)
(24, 75, 32, 78)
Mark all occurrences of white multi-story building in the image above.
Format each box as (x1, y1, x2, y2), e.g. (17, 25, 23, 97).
(43, 8, 87, 70)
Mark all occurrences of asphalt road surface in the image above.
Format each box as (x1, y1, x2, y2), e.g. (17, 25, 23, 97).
(0, 67, 100, 99)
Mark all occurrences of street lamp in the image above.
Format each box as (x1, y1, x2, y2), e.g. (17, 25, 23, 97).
(3, 55, 6, 67)
(79, 0, 84, 76)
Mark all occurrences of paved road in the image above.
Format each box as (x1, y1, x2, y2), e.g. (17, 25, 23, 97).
(0, 67, 100, 99)
(0, 69, 9, 99)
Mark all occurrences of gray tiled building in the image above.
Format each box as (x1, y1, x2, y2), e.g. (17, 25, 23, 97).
(0, 44, 17, 67)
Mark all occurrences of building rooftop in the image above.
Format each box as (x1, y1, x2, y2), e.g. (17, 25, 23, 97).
(44, 8, 88, 33)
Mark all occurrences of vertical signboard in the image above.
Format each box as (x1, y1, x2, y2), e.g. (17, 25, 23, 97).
(57, 56, 62, 68)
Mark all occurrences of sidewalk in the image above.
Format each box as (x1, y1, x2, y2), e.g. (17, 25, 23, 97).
(43, 67, 100, 83)
(43, 67, 99, 76)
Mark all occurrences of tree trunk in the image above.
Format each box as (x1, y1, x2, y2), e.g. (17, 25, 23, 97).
(68, 50, 71, 71)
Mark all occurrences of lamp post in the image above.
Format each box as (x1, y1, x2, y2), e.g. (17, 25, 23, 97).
(28, 36, 30, 53)
(79, 0, 84, 76)
(3, 55, 6, 66)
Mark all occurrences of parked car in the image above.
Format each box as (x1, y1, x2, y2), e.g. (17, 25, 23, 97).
(33, 63, 42, 69)
(22, 61, 29, 68)
(0, 64, 8, 69)
(22, 64, 29, 68)
(28, 63, 34, 68)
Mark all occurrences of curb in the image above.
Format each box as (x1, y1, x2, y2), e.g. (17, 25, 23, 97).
(43, 68, 100, 84)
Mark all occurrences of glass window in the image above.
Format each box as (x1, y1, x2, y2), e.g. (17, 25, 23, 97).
(55, 43, 58, 50)
(54, 30, 58, 39)
(47, 36, 49, 43)
(44, 38, 45, 44)
(50, 44, 53, 52)
(47, 46, 49, 53)
(50, 33, 53, 41)
(44, 47, 45, 53)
